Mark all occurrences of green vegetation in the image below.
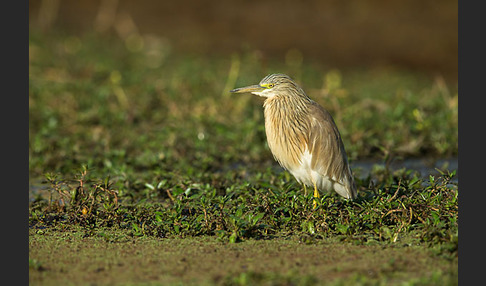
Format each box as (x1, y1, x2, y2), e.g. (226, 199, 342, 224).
(29, 31, 457, 285)
(30, 230, 457, 285)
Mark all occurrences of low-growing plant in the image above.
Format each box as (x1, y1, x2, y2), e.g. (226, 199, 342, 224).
(29, 165, 457, 255)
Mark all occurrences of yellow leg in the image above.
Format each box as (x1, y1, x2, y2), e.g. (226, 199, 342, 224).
(313, 182, 320, 209)
(303, 184, 308, 196)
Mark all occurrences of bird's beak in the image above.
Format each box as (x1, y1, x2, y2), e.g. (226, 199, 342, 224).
(230, 84, 264, 94)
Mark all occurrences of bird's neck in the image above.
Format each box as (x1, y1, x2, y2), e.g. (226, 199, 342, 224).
(263, 95, 311, 116)
(262, 95, 312, 168)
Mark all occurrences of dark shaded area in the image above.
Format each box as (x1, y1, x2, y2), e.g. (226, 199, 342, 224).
(29, 0, 457, 79)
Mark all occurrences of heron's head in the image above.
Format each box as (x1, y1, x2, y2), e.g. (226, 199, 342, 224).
(230, 74, 305, 99)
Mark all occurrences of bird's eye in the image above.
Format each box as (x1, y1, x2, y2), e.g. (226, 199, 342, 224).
(267, 83, 274, 88)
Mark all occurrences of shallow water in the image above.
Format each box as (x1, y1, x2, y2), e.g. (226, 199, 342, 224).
(29, 157, 458, 202)
(351, 157, 458, 182)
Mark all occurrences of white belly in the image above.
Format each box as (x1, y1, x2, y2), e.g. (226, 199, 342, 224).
(288, 149, 332, 191)
(288, 149, 351, 198)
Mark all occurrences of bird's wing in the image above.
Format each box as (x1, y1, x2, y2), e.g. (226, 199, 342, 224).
(306, 102, 357, 196)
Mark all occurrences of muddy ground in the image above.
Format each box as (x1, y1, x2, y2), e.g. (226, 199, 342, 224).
(30, 229, 457, 285)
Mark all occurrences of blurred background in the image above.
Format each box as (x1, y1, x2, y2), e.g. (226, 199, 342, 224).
(29, 0, 458, 182)
(29, 0, 457, 79)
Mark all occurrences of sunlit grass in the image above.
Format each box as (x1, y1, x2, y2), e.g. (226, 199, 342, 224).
(29, 29, 458, 237)
(29, 30, 457, 285)
(29, 31, 457, 179)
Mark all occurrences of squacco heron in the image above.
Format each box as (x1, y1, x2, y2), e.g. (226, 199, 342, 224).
(231, 74, 357, 203)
